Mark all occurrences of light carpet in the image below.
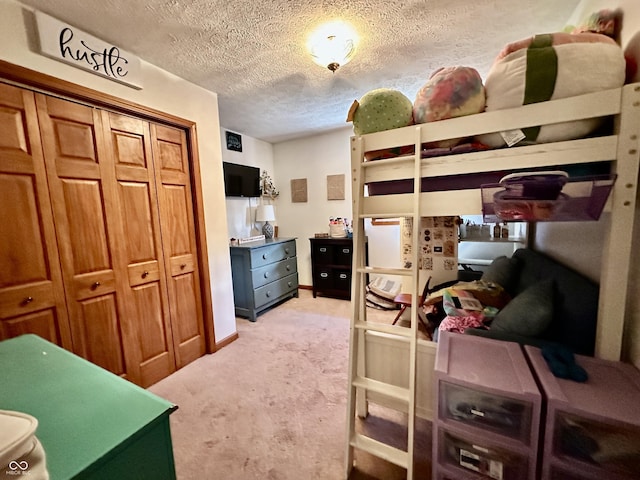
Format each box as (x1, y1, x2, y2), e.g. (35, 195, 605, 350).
(149, 289, 432, 479)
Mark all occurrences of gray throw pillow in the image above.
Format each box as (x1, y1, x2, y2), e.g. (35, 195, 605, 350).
(491, 279, 554, 337)
(481, 255, 521, 295)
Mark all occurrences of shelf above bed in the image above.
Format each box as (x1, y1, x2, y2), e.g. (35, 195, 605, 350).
(481, 173, 617, 222)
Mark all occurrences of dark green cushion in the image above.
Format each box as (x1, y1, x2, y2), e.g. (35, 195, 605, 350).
(481, 255, 521, 296)
(491, 279, 554, 336)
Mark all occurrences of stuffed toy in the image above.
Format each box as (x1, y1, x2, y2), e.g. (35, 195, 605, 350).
(476, 31, 626, 148)
(625, 31, 640, 84)
(413, 66, 486, 148)
(347, 88, 413, 135)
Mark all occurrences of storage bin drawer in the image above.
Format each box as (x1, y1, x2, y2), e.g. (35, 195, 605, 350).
(253, 273, 298, 308)
(440, 382, 534, 444)
(251, 258, 297, 289)
(434, 464, 479, 480)
(438, 429, 529, 480)
(249, 240, 296, 268)
(549, 467, 589, 480)
(551, 412, 640, 478)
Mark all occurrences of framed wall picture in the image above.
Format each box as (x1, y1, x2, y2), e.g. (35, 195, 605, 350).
(291, 178, 308, 203)
(225, 131, 242, 152)
(327, 174, 345, 200)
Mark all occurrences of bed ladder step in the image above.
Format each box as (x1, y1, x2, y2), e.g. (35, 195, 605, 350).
(352, 376, 411, 403)
(354, 321, 412, 338)
(350, 433, 409, 469)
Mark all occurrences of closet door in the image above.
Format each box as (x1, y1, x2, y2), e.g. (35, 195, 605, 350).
(35, 94, 137, 380)
(0, 83, 71, 346)
(102, 111, 177, 387)
(151, 124, 205, 368)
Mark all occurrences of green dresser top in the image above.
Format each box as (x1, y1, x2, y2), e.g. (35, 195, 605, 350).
(0, 334, 176, 479)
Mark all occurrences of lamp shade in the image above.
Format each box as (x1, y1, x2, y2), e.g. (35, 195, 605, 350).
(256, 205, 276, 222)
(308, 21, 357, 72)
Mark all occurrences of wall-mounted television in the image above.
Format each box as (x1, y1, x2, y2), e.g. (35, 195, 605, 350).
(223, 162, 261, 198)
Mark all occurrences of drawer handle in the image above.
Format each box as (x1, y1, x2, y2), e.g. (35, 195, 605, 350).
(320, 273, 328, 278)
(339, 274, 347, 279)
(91, 281, 101, 290)
(23, 296, 34, 305)
(342, 248, 350, 254)
(142, 270, 149, 278)
(288, 282, 292, 287)
(284, 248, 289, 254)
(266, 291, 271, 298)
(180, 263, 187, 269)
(319, 247, 327, 253)
(262, 254, 268, 260)
(264, 272, 269, 278)
(286, 265, 290, 271)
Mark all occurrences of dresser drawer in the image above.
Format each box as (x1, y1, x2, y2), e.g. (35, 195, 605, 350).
(334, 245, 353, 265)
(334, 269, 351, 290)
(254, 273, 298, 308)
(251, 258, 297, 289)
(249, 240, 296, 268)
(312, 243, 334, 264)
(315, 268, 334, 290)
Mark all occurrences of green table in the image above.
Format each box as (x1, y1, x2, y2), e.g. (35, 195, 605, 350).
(0, 335, 177, 479)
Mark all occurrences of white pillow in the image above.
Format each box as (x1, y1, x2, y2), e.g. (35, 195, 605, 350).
(477, 35, 625, 148)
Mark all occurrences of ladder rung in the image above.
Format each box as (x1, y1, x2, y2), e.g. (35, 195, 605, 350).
(358, 212, 414, 219)
(356, 266, 412, 276)
(352, 376, 410, 403)
(350, 433, 409, 468)
(354, 321, 412, 338)
(360, 154, 416, 167)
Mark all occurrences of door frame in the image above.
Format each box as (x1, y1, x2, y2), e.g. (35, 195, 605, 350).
(0, 59, 216, 353)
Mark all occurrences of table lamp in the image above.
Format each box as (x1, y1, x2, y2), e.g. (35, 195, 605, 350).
(256, 205, 276, 238)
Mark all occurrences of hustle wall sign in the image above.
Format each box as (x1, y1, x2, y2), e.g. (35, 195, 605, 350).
(35, 11, 143, 89)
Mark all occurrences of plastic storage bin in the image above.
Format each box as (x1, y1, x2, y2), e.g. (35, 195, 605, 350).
(433, 333, 542, 480)
(525, 345, 640, 480)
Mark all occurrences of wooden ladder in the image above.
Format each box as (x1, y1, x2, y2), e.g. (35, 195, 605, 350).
(344, 129, 423, 479)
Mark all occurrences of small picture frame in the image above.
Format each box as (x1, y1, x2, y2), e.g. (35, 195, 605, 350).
(327, 174, 345, 200)
(291, 178, 308, 203)
(225, 131, 242, 152)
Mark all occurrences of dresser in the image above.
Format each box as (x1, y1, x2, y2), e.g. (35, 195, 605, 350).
(310, 237, 362, 300)
(230, 238, 299, 321)
(0, 334, 177, 480)
(433, 332, 542, 480)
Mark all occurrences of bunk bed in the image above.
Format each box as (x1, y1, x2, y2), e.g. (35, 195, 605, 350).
(348, 82, 640, 423)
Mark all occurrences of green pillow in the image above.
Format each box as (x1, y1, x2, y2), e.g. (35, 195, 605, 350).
(491, 279, 554, 337)
(481, 255, 521, 295)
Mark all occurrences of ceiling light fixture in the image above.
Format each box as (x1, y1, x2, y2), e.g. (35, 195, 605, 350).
(308, 21, 358, 72)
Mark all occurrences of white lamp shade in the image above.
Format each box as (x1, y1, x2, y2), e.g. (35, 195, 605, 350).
(256, 205, 276, 222)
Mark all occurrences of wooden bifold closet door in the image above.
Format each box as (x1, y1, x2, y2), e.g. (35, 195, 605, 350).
(0, 83, 71, 347)
(0, 81, 207, 387)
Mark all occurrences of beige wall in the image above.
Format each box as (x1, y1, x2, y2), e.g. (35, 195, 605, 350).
(0, 0, 238, 343)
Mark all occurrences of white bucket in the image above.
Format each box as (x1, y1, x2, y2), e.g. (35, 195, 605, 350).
(0, 410, 49, 480)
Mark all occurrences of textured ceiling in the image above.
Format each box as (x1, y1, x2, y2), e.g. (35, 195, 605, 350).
(18, 0, 581, 143)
